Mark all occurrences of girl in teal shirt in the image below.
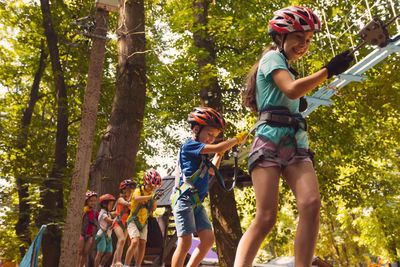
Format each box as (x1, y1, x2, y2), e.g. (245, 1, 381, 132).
(235, 6, 354, 267)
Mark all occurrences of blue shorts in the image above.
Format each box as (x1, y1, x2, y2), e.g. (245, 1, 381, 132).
(173, 198, 212, 237)
(96, 234, 113, 253)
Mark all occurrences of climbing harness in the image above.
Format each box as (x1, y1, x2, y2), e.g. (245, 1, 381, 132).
(95, 210, 112, 241)
(113, 204, 129, 230)
(303, 13, 400, 117)
(244, 106, 314, 172)
(81, 209, 98, 242)
(127, 186, 155, 232)
(171, 153, 209, 215)
(171, 149, 238, 215)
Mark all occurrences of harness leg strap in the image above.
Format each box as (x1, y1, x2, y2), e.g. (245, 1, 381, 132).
(248, 149, 288, 173)
(293, 149, 316, 166)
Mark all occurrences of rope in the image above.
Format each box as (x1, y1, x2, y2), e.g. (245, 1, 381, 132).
(364, 0, 373, 21)
(389, 0, 400, 31)
(335, 0, 382, 40)
(321, 9, 336, 56)
(345, 15, 359, 62)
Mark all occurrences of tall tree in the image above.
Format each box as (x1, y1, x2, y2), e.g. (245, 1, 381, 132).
(14, 42, 47, 257)
(192, 1, 242, 266)
(58, 7, 110, 267)
(38, 0, 68, 265)
(90, 0, 146, 200)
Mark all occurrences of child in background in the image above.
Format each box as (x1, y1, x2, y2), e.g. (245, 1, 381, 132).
(235, 6, 354, 267)
(78, 191, 99, 267)
(124, 169, 162, 267)
(171, 107, 247, 267)
(95, 194, 116, 267)
(111, 179, 137, 267)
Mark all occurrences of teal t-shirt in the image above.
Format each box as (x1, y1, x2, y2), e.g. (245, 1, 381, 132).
(255, 50, 308, 148)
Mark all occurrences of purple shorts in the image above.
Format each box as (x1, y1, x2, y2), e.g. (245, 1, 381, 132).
(250, 136, 312, 169)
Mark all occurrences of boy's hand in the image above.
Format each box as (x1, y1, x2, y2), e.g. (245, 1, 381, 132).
(234, 132, 248, 144)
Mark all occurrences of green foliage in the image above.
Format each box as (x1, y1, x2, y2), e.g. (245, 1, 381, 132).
(0, 0, 118, 258)
(1, 0, 400, 264)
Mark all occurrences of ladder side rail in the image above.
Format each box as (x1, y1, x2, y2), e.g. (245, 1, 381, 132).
(302, 33, 400, 117)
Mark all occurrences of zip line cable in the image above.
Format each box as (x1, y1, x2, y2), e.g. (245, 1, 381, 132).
(321, 9, 337, 56)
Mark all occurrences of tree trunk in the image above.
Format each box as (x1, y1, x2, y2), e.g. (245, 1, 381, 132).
(192, 1, 242, 266)
(58, 8, 109, 267)
(15, 43, 47, 257)
(209, 169, 243, 266)
(38, 0, 68, 266)
(90, 0, 146, 199)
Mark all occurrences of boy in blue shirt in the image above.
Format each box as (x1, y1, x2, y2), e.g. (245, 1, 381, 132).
(171, 107, 247, 267)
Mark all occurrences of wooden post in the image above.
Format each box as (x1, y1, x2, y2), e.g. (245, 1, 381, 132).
(58, 7, 110, 267)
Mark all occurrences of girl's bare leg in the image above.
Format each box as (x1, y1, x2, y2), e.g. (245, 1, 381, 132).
(112, 226, 127, 264)
(78, 239, 92, 267)
(94, 251, 104, 267)
(283, 161, 321, 267)
(124, 237, 139, 265)
(77, 238, 85, 267)
(100, 252, 112, 266)
(135, 239, 147, 266)
(234, 166, 281, 267)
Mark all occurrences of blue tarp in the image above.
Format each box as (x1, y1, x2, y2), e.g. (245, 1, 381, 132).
(20, 225, 47, 267)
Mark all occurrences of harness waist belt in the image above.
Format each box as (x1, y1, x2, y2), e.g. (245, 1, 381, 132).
(239, 106, 306, 151)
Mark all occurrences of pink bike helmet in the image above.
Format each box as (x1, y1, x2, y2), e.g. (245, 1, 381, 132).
(143, 169, 162, 187)
(99, 194, 116, 206)
(85, 190, 97, 200)
(268, 6, 321, 35)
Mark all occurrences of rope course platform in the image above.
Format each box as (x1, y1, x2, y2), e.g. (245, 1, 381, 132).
(302, 32, 400, 117)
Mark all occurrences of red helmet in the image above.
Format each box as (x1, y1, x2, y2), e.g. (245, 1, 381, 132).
(268, 6, 321, 35)
(99, 194, 116, 206)
(85, 190, 97, 200)
(120, 179, 137, 190)
(143, 169, 162, 187)
(187, 107, 226, 131)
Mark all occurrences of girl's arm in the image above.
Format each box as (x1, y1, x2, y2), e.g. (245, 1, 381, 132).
(105, 216, 114, 224)
(272, 50, 354, 100)
(208, 152, 223, 176)
(272, 68, 328, 100)
(212, 152, 223, 169)
(117, 197, 130, 206)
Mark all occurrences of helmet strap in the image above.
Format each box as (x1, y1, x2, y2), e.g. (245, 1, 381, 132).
(278, 33, 299, 77)
(193, 124, 204, 142)
(196, 125, 205, 141)
(279, 34, 290, 60)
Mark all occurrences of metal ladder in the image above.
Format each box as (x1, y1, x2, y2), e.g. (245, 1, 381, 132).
(302, 32, 400, 117)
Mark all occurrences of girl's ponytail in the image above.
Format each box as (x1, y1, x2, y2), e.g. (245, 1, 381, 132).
(242, 62, 260, 113)
(242, 46, 277, 113)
